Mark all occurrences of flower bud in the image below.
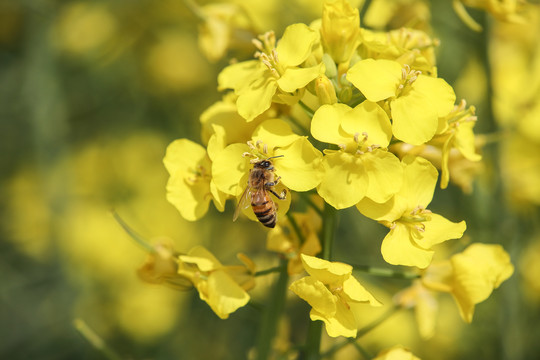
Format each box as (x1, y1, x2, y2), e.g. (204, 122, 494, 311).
(321, 0, 362, 64)
(315, 75, 338, 105)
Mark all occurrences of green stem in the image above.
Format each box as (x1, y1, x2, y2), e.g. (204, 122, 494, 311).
(299, 192, 324, 217)
(352, 265, 420, 280)
(298, 100, 315, 118)
(74, 319, 122, 360)
(255, 259, 289, 360)
(288, 213, 306, 245)
(111, 211, 155, 253)
(303, 204, 338, 359)
(255, 265, 287, 277)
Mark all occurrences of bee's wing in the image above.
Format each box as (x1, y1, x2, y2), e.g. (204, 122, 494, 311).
(233, 185, 252, 222)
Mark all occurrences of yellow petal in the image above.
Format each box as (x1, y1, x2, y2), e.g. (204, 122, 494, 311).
(347, 59, 402, 102)
(166, 173, 211, 221)
(363, 150, 403, 203)
(311, 103, 356, 148)
(340, 101, 393, 148)
(276, 23, 319, 67)
(301, 254, 352, 284)
(381, 224, 434, 269)
(217, 60, 260, 92)
(212, 143, 250, 196)
(413, 75, 456, 117)
(390, 90, 438, 145)
(317, 152, 368, 209)
(451, 243, 514, 323)
(274, 137, 323, 191)
(400, 156, 438, 209)
(277, 63, 324, 93)
(251, 119, 300, 149)
(289, 276, 337, 316)
(455, 121, 482, 161)
(342, 276, 382, 306)
(236, 71, 278, 121)
(163, 138, 207, 175)
(414, 213, 466, 249)
(356, 196, 408, 223)
(203, 270, 250, 319)
(310, 300, 357, 338)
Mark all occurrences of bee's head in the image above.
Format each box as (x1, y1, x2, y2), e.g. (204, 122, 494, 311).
(254, 155, 283, 170)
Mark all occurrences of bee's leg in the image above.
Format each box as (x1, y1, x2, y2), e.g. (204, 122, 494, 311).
(265, 176, 281, 187)
(268, 188, 287, 200)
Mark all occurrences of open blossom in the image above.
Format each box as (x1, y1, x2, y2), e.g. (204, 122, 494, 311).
(357, 156, 466, 268)
(347, 58, 456, 145)
(311, 101, 403, 209)
(289, 254, 381, 338)
(218, 23, 324, 121)
(163, 139, 229, 221)
(396, 243, 514, 338)
(211, 119, 323, 223)
(178, 246, 255, 319)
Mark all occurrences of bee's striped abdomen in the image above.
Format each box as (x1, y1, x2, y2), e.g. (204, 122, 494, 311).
(251, 198, 277, 228)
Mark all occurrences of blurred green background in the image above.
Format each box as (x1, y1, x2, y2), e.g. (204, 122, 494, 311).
(1, 0, 540, 359)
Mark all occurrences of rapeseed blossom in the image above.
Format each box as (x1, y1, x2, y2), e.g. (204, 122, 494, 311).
(140, 0, 516, 356)
(357, 156, 466, 268)
(396, 243, 514, 338)
(289, 254, 381, 337)
(218, 23, 324, 121)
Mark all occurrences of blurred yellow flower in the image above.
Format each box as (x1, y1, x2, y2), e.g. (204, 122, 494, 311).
(52, 2, 117, 55)
(397, 243, 514, 335)
(137, 238, 192, 290)
(178, 246, 254, 319)
(289, 254, 381, 338)
(266, 209, 322, 275)
(373, 345, 421, 360)
(145, 30, 210, 92)
(357, 156, 466, 268)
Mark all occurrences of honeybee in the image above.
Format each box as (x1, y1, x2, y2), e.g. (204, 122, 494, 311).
(233, 156, 287, 228)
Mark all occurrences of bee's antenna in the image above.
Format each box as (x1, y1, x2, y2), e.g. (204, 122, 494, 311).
(265, 155, 284, 160)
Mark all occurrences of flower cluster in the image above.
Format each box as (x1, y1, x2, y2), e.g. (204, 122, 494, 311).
(139, 0, 513, 353)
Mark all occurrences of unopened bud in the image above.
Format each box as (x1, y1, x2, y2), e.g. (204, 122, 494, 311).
(315, 75, 338, 105)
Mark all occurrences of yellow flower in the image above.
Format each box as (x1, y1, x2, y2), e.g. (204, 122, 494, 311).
(347, 59, 456, 145)
(218, 23, 324, 121)
(453, 0, 526, 32)
(424, 243, 514, 323)
(311, 101, 403, 209)
(396, 243, 514, 336)
(320, 0, 362, 64)
(289, 254, 381, 338)
(372, 345, 421, 360)
(358, 28, 438, 76)
(357, 156, 466, 268)
(212, 119, 323, 223)
(266, 209, 322, 275)
(163, 139, 228, 221)
(196, 3, 249, 62)
(431, 100, 482, 189)
(178, 246, 254, 319)
(137, 238, 192, 290)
